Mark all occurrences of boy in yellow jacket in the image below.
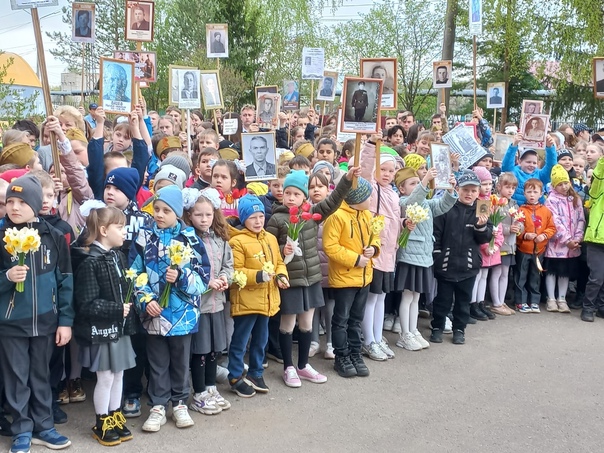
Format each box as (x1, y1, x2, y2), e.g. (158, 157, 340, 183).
(322, 177, 380, 378)
(228, 195, 289, 397)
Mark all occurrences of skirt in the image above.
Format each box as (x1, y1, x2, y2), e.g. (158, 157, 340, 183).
(544, 257, 578, 279)
(394, 262, 434, 294)
(369, 269, 395, 294)
(501, 254, 515, 267)
(79, 336, 136, 373)
(191, 310, 227, 355)
(280, 281, 325, 315)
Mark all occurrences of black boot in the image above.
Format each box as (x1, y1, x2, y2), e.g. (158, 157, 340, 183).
(470, 303, 488, 321)
(452, 329, 465, 345)
(350, 353, 370, 377)
(92, 414, 121, 446)
(334, 355, 356, 378)
(478, 302, 496, 320)
(109, 410, 133, 441)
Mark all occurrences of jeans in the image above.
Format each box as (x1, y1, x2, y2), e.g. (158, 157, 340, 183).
(431, 277, 474, 333)
(514, 251, 542, 305)
(228, 314, 268, 381)
(583, 244, 604, 312)
(331, 286, 369, 357)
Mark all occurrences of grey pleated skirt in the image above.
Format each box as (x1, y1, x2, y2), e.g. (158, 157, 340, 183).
(191, 310, 227, 355)
(79, 336, 136, 373)
(279, 281, 325, 315)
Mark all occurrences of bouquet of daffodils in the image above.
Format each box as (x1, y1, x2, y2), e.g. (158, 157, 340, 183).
(367, 215, 385, 247)
(232, 270, 247, 291)
(124, 269, 148, 304)
(398, 203, 429, 248)
(284, 203, 322, 264)
(3, 227, 41, 292)
(254, 251, 288, 286)
(158, 241, 194, 308)
(507, 206, 526, 227)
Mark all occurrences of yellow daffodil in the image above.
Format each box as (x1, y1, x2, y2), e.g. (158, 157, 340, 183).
(135, 273, 148, 288)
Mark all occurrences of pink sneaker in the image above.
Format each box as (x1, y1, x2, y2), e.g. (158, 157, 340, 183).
(297, 364, 327, 384)
(283, 366, 301, 388)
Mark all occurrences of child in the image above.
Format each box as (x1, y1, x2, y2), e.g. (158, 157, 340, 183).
(182, 188, 233, 414)
(312, 161, 335, 188)
(544, 165, 585, 312)
(258, 166, 288, 225)
(469, 166, 504, 321)
(193, 147, 220, 190)
(266, 166, 356, 387)
(323, 177, 380, 378)
(316, 139, 343, 184)
(0, 174, 73, 452)
(430, 170, 493, 345)
(130, 185, 209, 432)
(585, 142, 603, 171)
(73, 206, 137, 446)
(489, 173, 522, 316)
(395, 166, 457, 350)
(288, 154, 312, 175)
(228, 195, 289, 397)
(211, 160, 244, 220)
(514, 178, 556, 313)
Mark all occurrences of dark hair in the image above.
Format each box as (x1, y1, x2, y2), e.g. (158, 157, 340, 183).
(288, 155, 311, 169)
(317, 138, 337, 153)
(387, 125, 404, 139)
(309, 171, 329, 188)
(212, 159, 238, 182)
(12, 119, 39, 140)
(191, 110, 204, 122)
(342, 139, 355, 158)
(406, 123, 424, 145)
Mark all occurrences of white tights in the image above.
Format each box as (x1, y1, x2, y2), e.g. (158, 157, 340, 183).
(545, 274, 570, 300)
(489, 264, 510, 307)
(361, 292, 386, 345)
(399, 290, 420, 334)
(471, 268, 489, 303)
(94, 370, 124, 415)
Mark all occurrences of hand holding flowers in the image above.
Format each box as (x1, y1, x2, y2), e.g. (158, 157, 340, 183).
(398, 203, 429, 248)
(4, 227, 41, 292)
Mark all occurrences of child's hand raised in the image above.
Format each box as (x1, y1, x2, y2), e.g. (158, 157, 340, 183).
(422, 167, 437, 185)
(545, 135, 554, 148)
(513, 133, 523, 146)
(475, 214, 488, 226)
(45, 116, 66, 142)
(345, 166, 361, 181)
(146, 301, 162, 317)
(447, 175, 457, 192)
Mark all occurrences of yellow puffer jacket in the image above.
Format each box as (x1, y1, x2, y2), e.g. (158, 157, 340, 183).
(229, 227, 288, 317)
(322, 201, 380, 288)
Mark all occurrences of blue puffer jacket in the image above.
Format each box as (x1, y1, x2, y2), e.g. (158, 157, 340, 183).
(131, 220, 210, 336)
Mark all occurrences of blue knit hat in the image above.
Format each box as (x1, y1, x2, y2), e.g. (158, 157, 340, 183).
(283, 170, 309, 197)
(105, 167, 139, 201)
(154, 185, 183, 217)
(312, 161, 335, 181)
(345, 177, 372, 205)
(238, 194, 265, 224)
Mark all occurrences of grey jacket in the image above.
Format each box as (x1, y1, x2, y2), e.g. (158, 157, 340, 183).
(198, 230, 233, 314)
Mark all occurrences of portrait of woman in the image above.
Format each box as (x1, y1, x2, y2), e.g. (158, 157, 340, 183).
(524, 116, 546, 141)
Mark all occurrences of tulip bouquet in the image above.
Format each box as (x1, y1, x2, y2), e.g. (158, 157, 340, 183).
(398, 203, 429, 248)
(367, 215, 385, 247)
(3, 227, 41, 292)
(232, 270, 247, 290)
(124, 269, 148, 304)
(159, 241, 194, 308)
(488, 195, 508, 248)
(284, 203, 322, 264)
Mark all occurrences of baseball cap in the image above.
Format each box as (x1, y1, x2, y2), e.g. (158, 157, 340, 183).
(573, 124, 592, 135)
(89, 103, 98, 110)
(457, 170, 480, 187)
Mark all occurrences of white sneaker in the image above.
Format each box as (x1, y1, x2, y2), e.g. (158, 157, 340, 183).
(396, 332, 422, 351)
(324, 343, 335, 359)
(391, 317, 402, 334)
(383, 314, 394, 331)
(190, 391, 222, 415)
(412, 330, 430, 349)
(362, 341, 388, 361)
(172, 401, 194, 428)
(443, 317, 453, 334)
(308, 341, 320, 358)
(208, 386, 231, 410)
(216, 365, 229, 384)
(142, 405, 167, 432)
(378, 338, 395, 358)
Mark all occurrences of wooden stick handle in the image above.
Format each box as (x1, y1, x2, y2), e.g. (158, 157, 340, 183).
(352, 133, 361, 189)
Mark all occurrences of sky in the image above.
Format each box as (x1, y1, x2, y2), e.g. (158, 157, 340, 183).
(0, 0, 375, 87)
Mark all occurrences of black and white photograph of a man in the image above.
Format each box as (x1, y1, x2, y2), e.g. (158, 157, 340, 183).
(242, 132, 277, 181)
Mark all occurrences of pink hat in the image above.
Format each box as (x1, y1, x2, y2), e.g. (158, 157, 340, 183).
(472, 166, 492, 182)
(0, 168, 29, 183)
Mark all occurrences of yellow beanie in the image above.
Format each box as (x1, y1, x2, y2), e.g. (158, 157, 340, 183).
(295, 143, 314, 159)
(0, 142, 35, 168)
(551, 164, 570, 188)
(246, 182, 268, 196)
(403, 153, 426, 171)
(65, 127, 88, 144)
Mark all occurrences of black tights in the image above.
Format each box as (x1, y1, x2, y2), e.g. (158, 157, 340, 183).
(190, 352, 219, 394)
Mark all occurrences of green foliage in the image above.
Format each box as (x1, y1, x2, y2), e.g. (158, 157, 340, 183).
(0, 53, 41, 123)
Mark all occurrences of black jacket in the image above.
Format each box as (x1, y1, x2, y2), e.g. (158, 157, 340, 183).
(433, 201, 493, 282)
(72, 244, 137, 346)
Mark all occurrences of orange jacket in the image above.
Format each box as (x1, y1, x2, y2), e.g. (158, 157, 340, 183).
(516, 203, 556, 255)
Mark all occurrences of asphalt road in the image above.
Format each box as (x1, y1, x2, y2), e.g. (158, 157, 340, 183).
(2, 308, 602, 453)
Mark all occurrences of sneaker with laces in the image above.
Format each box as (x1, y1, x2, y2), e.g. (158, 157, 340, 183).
(546, 298, 558, 312)
(247, 375, 269, 393)
(557, 299, 570, 313)
(142, 406, 167, 432)
(172, 401, 194, 428)
(517, 303, 531, 313)
(10, 435, 31, 453)
(230, 378, 256, 398)
(57, 388, 69, 405)
(308, 341, 320, 358)
(378, 338, 395, 358)
(207, 386, 231, 410)
(530, 303, 541, 313)
(31, 428, 71, 449)
(122, 397, 141, 418)
(350, 353, 370, 377)
(324, 343, 335, 360)
(334, 355, 357, 378)
(68, 378, 86, 403)
(443, 317, 453, 334)
(412, 330, 430, 349)
(190, 391, 222, 415)
(391, 317, 402, 334)
(297, 364, 327, 383)
(490, 305, 511, 316)
(396, 332, 422, 351)
(362, 341, 388, 361)
(283, 366, 302, 387)
(383, 314, 394, 331)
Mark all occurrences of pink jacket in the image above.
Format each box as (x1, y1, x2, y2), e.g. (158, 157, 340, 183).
(479, 223, 503, 267)
(544, 189, 585, 258)
(360, 142, 402, 272)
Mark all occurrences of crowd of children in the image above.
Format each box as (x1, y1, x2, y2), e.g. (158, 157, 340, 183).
(0, 102, 601, 452)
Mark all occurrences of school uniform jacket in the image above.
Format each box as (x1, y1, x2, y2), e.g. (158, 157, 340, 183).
(198, 230, 233, 314)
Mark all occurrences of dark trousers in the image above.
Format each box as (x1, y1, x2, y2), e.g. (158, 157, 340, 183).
(332, 285, 369, 357)
(0, 335, 54, 435)
(146, 334, 191, 407)
(228, 314, 268, 381)
(122, 330, 148, 399)
(354, 108, 366, 122)
(514, 251, 542, 305)
(266, 311, 281, 355)
(583, 244, 604, 312)
(431, 277, 474, 332)
(49, 344, 64, 403)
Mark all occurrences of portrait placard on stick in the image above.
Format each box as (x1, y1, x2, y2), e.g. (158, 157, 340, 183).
(200, 70, 224, 110)
(521, 99, 544, 115)
(10, 0, 57, 9)
(486, 82, 505, 109)
(206, 24, 228, 58)
(302, 47, 325, 80)
(469, 0, 482, 35)
(493, 133, 514, 162)
(168, 65, 196, 105)
(360, 58, 397, 110)
(114, 51, 156, 83)
(256, 93, 281, 130)
(593, 57, 604, 99)
(340, 77, 383, 134)
(442, 123, 485, 169)
(242, 132, 277, 182)
(519, 113, 550, 149)
(72, 2, 95, 43)
(430, 143, 453, 189)
(316, 70, 338, 103)
(125, 0, 154, 42)
(433, 60, 452, 89)
(177, 69, 201, 109)
(99, 57, 135, 114)
(283, 80, 300, 110)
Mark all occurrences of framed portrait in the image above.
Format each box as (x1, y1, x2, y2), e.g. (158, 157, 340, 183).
(168, 65, 195, 105)
(593, 58, 604, 99)
(430, 143, 453, 189)
(256, 93, 281, 130)
(206, 24, 228, 58)
(241, 132, 277, 182)
(519, 113, 550, 148)
(316, 70, 338, 103)
(469, 0, 482, 35)
(72, 2, 95, 44)
(493, 133, 514, 162)
(114, 51, 156, 83)
(442, 123, 486, 169)
(99, 57, 135, 115)
(283, 80, 299, 110)
(125, 0, 154, 42)
(460, 122, 477, 139)
(476, 199, 490, 218)
(200, 70, 224, 110)
(521, 99, 543, 115)
(340, 77, 383, 134)
(302, 47, 325, 80)
(177, 69, 201, 109)
(360, 58, 397, 110)
(255, 85, 278, 103)
(433, 60, 452, 89)
(486, 82, 505, 109)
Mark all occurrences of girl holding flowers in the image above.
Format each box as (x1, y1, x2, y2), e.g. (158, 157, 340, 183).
(266, 165, 359, 388)
(182, 187, 233, 415)
(72, 205, 137, 446)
